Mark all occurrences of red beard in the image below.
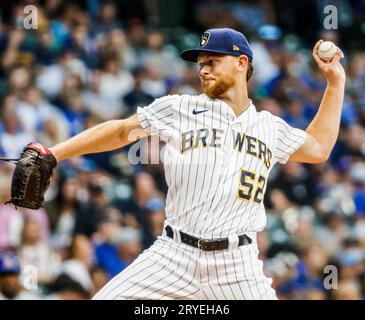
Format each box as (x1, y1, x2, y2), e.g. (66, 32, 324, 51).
(202, 73, 236, 98)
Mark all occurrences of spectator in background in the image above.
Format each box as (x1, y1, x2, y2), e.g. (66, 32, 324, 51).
(69, 24, 99, 69)
(0, 8, 50, 70)
(314, 213, 350, 256)
(1, 28, 27, 71)
(125, 18, 147, 55)
(46, 2, 73, 50)
(176, 65, 201, 95)
(266, 188, 295, 248)
(0, 107, 33, 158)
(349, 162, 365, 216)
(139, 63, 167, 98)
(59, 91, 88, 137)
(116, 172, 165, 248)
(61, 71, 84, 97)
(333, 279, 362, 300)
(346, 52, 365, 117)
(17, 216, 61, 286)
(269, 162, 317, 206)
(123, 66, 154, 116)
(100, 28, 138, 71)
(256, 97, 283, 116)
(353, 219, 365, 250)
(74, 181, 110, 238)
(15, 86, 69, 137)
(50, 177, 80, 253)
(45, 273, 90, 300)
(283, 97, 310, 130)
(59, 234, 94, 293)
(90, 266, 108, 297)
(30, 5, 72, 66)
(37, 116, 70, 147)
(91, 1, 122, 41)
(144, 197, 166, 248)
(98, 53, 134, 114)
(338, 247, 364, 281)
(141, 30, 185, 80)
(250, 24, 281, 86)
(82, 70, 123, 121)
(0, 173, 23, 251)
(273, 243, 328, 300)
(93, 210, 127, 278)
(115, 227, 143, 265)
(332, 124, 365, 164)
(316, 163, 355, 216)
(230, 0, 276, 34)
(192, 0, 239, 30)
(294, 243, 328, 295)
(7, 67, 32, 99)
(36, 49, 87, 99)
(262, 48, 302, 102)
(0, 253, 40, 300)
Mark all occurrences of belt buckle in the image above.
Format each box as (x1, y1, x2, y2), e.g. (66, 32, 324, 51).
(197, 239, 202, 249)
(198, 239, 217, 251)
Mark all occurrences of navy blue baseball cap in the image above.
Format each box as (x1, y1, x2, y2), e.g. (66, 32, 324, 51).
(181, 28, 253, 63)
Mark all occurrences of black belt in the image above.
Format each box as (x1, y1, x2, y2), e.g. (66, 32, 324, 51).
(165, 225, 252, 251)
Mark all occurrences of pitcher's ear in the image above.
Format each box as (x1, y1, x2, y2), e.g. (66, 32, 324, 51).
(238, 55, 249, 70)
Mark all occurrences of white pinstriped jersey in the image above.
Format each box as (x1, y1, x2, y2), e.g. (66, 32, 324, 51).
(137, 93, 307, 238)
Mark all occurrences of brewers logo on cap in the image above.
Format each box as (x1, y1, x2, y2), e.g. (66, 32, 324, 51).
(200, 32, 210, 47)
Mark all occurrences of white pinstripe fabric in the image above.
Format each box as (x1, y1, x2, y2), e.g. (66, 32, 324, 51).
(136, 93, 307, 238)
(92, 93, 306, 300)
(92, 234, 277, 300)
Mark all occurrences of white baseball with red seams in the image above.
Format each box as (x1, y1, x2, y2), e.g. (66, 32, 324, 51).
(318, 41, 337, 61)
(92, 94, 307, 300)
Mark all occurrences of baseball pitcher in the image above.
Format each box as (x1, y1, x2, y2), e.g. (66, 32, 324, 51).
(6, 28, 345, 299)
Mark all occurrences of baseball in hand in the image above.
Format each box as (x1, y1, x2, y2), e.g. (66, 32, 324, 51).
(318, 41, 337, 61)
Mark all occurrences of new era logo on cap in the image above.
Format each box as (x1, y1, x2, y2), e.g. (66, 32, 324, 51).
(180, 28, 253, 63)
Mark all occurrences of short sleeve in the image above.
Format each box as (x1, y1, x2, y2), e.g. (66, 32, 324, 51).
(274, 117, 307, 164)
(136, 95, 179, 141)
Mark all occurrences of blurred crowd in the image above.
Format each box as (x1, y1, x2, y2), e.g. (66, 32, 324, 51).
(1, 0, 365, 300)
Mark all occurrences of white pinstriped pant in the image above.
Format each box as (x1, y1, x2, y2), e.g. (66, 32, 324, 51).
(92, 230, 277, 300)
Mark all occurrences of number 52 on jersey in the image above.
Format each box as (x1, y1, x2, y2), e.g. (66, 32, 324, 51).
(237, 169, 266, 204)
